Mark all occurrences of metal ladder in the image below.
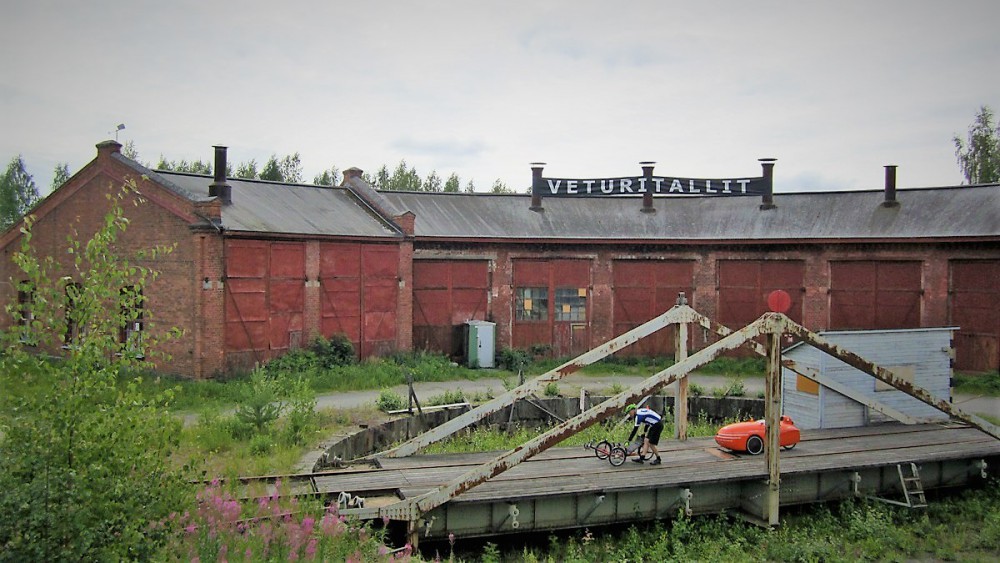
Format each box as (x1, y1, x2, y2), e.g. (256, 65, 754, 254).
(898, 463, 927, 509)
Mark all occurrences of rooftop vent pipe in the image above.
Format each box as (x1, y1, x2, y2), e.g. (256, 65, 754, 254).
(882, 165, 899, 207)
(759, 158, 776, 210)
(209, 145, 231, 204)
(530, 163, 545, 212)
(640, 161, 656, 213)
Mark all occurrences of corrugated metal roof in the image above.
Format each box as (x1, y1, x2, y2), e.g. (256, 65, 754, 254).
(158, 172, 401, 238)
(383, 185, 1000, 241)
(150, 164, 1000, 242)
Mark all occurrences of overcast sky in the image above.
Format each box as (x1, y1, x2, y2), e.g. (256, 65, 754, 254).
(2, 1, 998, 196)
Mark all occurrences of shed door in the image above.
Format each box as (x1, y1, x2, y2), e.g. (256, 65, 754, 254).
(224, 240, 305, 361)
(319, 242, 399, 358)
(950, 260, 1000, 372)
(513, 259, 591, 357)
(830, 261, 921, 329)
(612, 260, 694, 357)
(413, 260, 490, 357)
(717, 260, 805, 327)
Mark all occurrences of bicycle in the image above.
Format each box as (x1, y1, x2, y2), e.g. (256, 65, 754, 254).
(584, 432, 654, 466)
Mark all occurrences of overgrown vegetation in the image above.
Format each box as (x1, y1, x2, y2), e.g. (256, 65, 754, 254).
(0, 185, 192, 560)
(420, 409, 724, 455)
(459, 483, 1000, 562)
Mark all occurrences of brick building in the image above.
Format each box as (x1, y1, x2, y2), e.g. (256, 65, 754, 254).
(1, 140, 998, 378)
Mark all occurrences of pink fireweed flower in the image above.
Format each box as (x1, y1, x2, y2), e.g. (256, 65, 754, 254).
(305, 538, 318, 559)
(301, 515, 315, 535)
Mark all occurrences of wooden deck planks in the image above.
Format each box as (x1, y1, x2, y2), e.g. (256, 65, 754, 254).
(318, 424, 1000, 504)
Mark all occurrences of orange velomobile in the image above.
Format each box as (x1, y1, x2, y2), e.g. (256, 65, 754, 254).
(714, 415, 801, 455)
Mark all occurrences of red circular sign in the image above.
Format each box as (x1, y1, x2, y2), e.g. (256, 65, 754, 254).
(767, 289, 792, 313)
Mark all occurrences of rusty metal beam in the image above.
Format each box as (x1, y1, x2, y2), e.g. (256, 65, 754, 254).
(378, 304, 698, 458)
(373, 315, 773, 521)
(764, 331, 782, 526)
(674, 316, 689, 440)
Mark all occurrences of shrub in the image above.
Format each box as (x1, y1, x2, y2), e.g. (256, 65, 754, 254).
(376, 389, 406, 412)
(543, 382, 560, 397)
(426, 389, 465, 406)
(234, 367, 286, 432)
(498, 347, 532, 371)
(310, 334, 355, 368)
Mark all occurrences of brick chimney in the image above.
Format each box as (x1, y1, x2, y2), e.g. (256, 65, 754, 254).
(96, 140, 122, 158)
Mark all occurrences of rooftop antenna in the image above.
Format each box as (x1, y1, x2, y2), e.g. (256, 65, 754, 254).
(114, 123, 125, 141)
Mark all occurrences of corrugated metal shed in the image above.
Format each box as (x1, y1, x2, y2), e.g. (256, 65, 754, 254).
(384, 185, 1000, 241)
(782, 327, 954, 429)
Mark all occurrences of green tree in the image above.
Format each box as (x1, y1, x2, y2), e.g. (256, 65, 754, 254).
(374, 164, 390, 189)
(260, 155, 283, 181)
(423, 170, 443, 192)
(386, 159, 421, 191)
(490, 178, 513, 193)
(464, 178, 477, 193)
(0, 156, 41, 230)
(121, 140, 139, 161)
(234, 158, 259, 179)
(51, 162, 71, 191)
(313, 165, 341, 186)
(954, 105, 1000, 184)
(0, 182, 190, 560)
(444, 173, 461, 193)
(155, 156, 212, 175)
(279, 153, 303, 183)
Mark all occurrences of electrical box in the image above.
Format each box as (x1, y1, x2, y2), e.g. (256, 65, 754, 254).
(465, 320, 496, 368)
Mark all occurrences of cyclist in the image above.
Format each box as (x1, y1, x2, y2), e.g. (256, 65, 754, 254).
(626, 403, 663, 465)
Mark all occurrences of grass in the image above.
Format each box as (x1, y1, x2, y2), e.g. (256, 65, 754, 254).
(954, 370, 1000, 396)
(462, 484, 1000, 562)
(420, 409, 727, 455)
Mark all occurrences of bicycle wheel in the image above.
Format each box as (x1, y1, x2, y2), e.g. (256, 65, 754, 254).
(609, 446, 627, 466)
(641, 449, 655, 461)
(594, 440, 612, 460)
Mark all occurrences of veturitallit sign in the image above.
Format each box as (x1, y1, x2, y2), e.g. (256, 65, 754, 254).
(535, 175, 768, 197)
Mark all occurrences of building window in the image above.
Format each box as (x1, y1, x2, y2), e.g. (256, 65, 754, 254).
(119, 287, 144, 358)
(516, 287, 548, 321)
(16, 280, 35, 345)
(554, 287, 587, 322)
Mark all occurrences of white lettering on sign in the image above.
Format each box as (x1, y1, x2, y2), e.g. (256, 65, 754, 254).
(538, 175, 767, 197)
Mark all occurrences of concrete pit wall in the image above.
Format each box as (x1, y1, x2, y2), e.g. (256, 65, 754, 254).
(314, 395, 763, 471)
